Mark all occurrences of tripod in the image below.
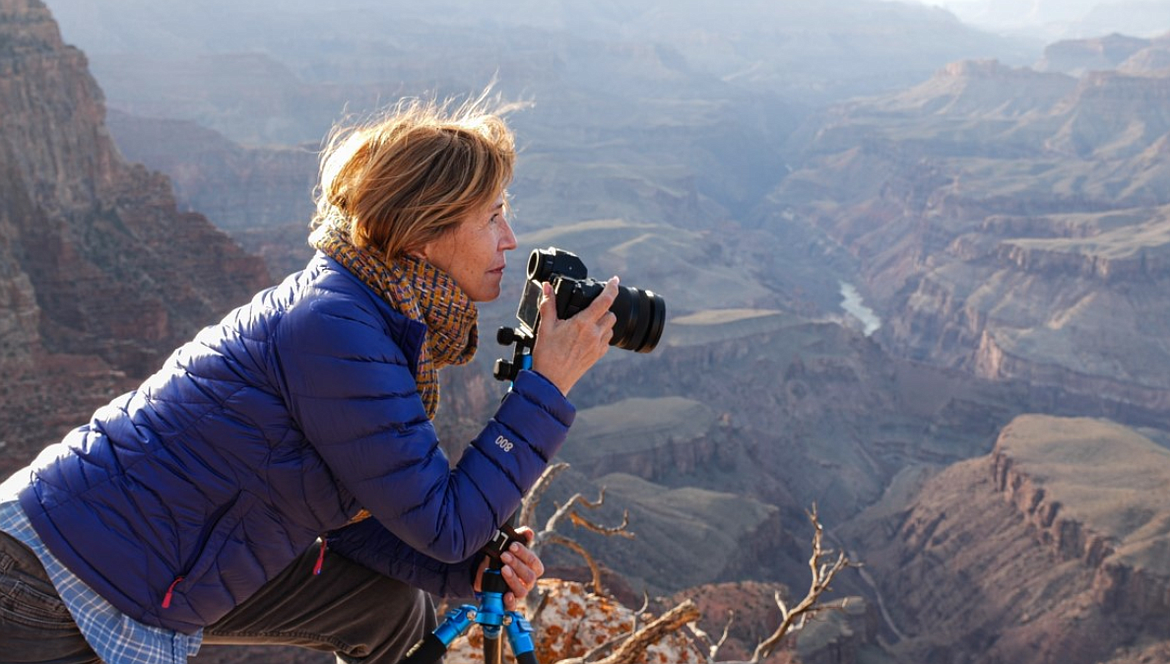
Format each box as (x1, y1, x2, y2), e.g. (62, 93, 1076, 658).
(492, 324, 534, 383)
(398, 524, 538, 664)
(399, 325, 546, 663)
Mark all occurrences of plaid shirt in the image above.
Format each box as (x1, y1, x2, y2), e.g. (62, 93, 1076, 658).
(0, 479, 202, 664)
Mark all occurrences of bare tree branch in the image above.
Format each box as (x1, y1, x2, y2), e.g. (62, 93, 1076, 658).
(544, 487, 606, 536)
(520, 462, 571, 529)
(569, 509, 634, 539)
(518, 463, 636, 604)
(543, 532, 606, 594)
(525, 469, 860, 664)
(578, 600, 702, 664)
(690, 610, 735, 661)
(747, 503, 857, 662)
(713, 614, 734, 659)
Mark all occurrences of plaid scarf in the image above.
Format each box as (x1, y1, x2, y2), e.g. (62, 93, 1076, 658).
(309, 224, 479, 420)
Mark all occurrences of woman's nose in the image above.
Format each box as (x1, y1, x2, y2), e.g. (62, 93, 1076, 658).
(500, 217, 518, 251)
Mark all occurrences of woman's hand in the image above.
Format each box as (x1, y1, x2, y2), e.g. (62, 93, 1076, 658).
(473, 527, 545, 610)
(530, 276, 619, 396)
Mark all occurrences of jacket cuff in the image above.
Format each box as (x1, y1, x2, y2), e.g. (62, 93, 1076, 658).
(512, 369, 576, 427)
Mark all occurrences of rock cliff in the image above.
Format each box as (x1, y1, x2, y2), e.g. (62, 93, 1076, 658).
(844, 414, 1170, 664)
(1037, 32, 1170, 76)
(0, 0, 268, 469)
(1036, 33, 1154, 75)
(458, 307, 1029, 607)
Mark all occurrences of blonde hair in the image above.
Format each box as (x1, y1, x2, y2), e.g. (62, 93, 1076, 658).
(312, 92, 519, 260)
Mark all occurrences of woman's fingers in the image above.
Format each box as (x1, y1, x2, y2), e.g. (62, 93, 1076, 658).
(502, 544, 543, 592)
(530, 277, 620, 395)
(499, 537, 545, 610)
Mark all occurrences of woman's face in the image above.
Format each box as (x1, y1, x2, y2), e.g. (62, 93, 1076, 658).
(418, 195, 517, 302)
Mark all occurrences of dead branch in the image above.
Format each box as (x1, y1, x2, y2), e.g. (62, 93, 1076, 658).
(543, 532, 606, 594)
(523, 474, 858, 663)
(519, 462, 571, 529)
(745, 504, 858, 662)
(558, 600, 701, 664)
(688, 611, 735, 661)
(517, 463, 636, 604)
(544, 487, 607, 536)
(569, 509, 634, 539)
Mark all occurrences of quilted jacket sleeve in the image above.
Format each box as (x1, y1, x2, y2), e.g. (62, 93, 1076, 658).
(275, 288, 575, 564)
(325, 517, 478, 598)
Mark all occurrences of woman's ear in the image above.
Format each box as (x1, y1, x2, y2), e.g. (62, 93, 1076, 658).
(406, 244, 430, 261)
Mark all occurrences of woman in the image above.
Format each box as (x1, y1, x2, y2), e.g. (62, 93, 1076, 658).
(0, 94, 618, 663)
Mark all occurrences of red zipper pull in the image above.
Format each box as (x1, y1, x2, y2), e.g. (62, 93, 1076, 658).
(162, 576, 184, 608)
(313, 539, 327, 576)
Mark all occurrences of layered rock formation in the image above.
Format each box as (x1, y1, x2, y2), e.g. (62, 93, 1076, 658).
(103, 110, 319, 232)
(485, 304, 1028, 608)
(1036, 33, 1157, 75)
(845, 414, 1170, 664)
(0, 0, 268, 470)
(764, 57, 1170, 430)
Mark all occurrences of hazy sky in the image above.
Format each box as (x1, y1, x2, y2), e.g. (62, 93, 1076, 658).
(905, 0, 1170, 39)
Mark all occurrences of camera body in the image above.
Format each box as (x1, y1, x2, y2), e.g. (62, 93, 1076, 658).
(494, 247, 665, 383)
(516, 247, 665, 354)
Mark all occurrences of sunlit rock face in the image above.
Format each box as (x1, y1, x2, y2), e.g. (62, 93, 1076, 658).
(443, 579, 706, 664)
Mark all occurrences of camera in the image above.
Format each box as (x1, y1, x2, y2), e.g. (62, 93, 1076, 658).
(515, 247, 665, 353)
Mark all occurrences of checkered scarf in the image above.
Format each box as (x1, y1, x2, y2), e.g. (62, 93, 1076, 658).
(309, 224, 478, 420)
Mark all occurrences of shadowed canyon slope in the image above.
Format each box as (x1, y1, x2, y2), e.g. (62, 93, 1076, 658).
(7, 1, 1170, 662)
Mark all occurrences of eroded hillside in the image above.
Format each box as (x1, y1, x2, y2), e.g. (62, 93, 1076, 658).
(760, 52, 1170, 430)
(844, 415, 1170, 664)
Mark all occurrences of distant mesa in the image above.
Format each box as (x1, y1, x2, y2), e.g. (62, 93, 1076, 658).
(1038, 32, 1170, 76)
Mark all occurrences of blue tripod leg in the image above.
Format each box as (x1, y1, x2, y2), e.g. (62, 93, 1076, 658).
(397, 605, 475, 664)
(505, 610, 538, 664)
(478, 568, 509, 664)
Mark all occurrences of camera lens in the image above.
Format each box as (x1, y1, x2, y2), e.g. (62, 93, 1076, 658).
(609, 284, 665, 353)
(559, 279, 666, 353)
(530, 247, 665, 354)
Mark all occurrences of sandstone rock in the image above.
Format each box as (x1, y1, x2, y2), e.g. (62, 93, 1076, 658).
(0, 0, 269, 376)
(768, 56, 1170, 432)
(443, 579, 706, 664)
(843, 414, 1170, 664)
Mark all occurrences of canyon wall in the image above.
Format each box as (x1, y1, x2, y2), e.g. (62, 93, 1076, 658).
(846, 414, 1170, 663)
(0, 0, 269, 472)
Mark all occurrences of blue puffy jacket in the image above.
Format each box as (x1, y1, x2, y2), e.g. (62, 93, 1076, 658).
(18, 253, 574, 634)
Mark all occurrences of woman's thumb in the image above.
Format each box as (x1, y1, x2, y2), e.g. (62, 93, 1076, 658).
(539, 282, 557, 319)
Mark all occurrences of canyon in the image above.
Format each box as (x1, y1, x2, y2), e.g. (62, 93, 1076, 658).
(5, 1, 1170, 662)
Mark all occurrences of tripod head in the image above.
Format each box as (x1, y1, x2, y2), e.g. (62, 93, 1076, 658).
(492, 324, 535, 383)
